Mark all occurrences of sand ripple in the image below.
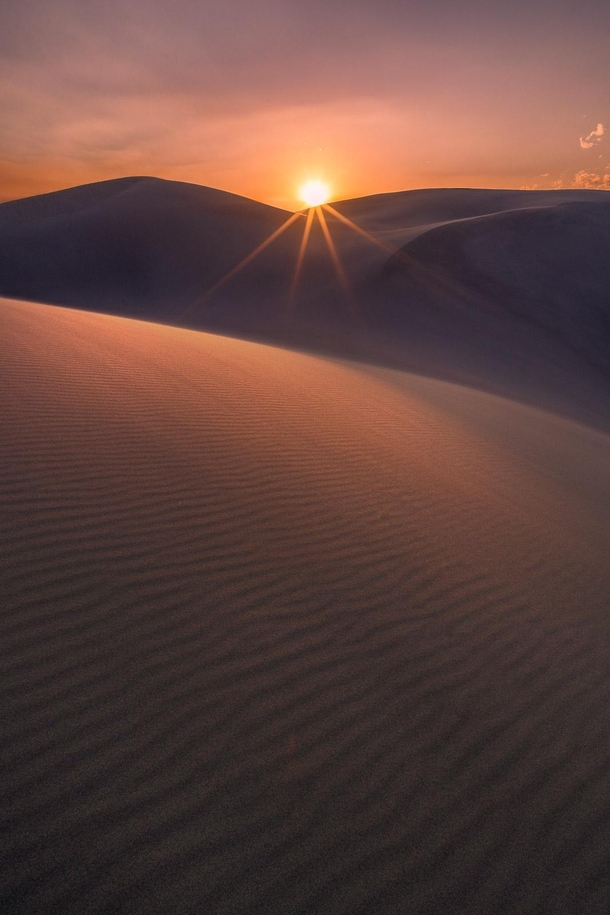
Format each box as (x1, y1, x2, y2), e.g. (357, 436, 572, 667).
(1, 298, 609, 914)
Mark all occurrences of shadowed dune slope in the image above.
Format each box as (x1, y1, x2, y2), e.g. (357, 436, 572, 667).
(381, 200, 610, 371)
(1, 297, 610, 915)
(0, 178, 603, 324)
(0, 177, 296, 315)
(327, 186, 605, 245)
(370, 199, 610, 430)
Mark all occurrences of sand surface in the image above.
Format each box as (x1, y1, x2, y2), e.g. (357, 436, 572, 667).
(2, 297, 610, 914)
(384, 200, 610, 373)
(0, 180, 604, 324)
(1, 179, 609, 431)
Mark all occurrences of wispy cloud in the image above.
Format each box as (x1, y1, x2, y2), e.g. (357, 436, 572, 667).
(572, 169, 610, 189)
(579, 123, 604, 149)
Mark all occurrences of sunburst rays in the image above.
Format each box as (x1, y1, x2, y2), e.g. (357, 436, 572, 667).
(186, 198, 412, 321)
(316, 206, 353, 301)
(183, 211, 302, 319)
(322, 204, 394, 256)
(288, 207, 315, 309)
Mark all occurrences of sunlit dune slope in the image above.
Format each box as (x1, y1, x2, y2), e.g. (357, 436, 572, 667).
(1, 297, 610, 915)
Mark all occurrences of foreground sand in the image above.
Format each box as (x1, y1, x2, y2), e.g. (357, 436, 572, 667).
(1, 297, 609, 914)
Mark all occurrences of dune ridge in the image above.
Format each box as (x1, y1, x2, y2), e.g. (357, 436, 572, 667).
(1, 297, 609, 914)
(0, 180, 604, 322)
(383, 200, 610, 371)
(0, 177, 295, 316)
(1, 179, 609, 434)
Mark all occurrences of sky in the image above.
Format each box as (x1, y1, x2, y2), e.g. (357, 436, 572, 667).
(1, 0, 609, 208)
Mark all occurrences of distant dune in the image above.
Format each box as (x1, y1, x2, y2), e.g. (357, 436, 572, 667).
(0, 179, 603, 321)
(0, 177, 293, 316)
(1, 178, 609, 429)
(322, 186, 606, 245)
(2, 297, 610, 914)
(372, 199, 610, 431)
(381, 200, 610, 372)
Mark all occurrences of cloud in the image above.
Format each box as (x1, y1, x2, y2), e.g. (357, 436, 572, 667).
(579, 123, 604, 149)
(571, 169, 610, 189)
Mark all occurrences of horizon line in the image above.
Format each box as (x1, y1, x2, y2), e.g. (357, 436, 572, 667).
(1, 175, 605, 211)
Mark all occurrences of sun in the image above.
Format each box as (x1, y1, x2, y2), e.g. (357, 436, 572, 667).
(299, 180, 330, 208)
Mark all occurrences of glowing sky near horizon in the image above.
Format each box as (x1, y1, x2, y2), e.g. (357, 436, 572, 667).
(1, 0, 609, 208)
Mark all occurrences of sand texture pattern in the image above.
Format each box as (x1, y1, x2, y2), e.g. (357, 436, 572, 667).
(1, 298, 610, 914)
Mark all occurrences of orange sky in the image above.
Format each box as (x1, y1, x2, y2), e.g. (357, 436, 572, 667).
(1, 0, 609, 208)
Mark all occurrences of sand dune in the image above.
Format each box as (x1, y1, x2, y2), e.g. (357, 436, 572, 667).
(1, 179, 609, 432)
(324, 186, 606, 246)
(382, 200, 610, 371)
(369, 198, 610, 431)
(0, 178, 603, 327)
(2, 296, 609, 914)
(0, 177, 295, 316)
